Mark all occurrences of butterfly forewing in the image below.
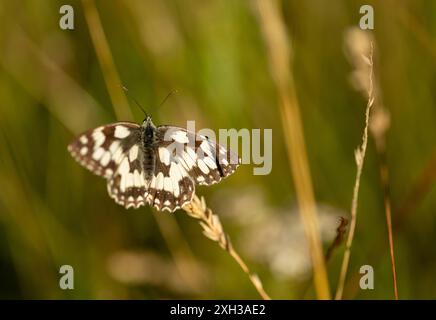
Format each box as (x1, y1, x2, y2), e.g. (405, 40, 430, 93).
(157, 126, 240, 186)
(68, 122, 141, 178)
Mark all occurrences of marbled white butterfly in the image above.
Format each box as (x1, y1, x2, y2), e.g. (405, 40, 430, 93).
(68, 116, 240, 212)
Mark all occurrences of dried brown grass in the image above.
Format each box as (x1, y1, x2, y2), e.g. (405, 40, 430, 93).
(82, 0, 133, 121)
(183, 195, 271, 300)
(341, 27, 399, 300)
(335, 40, 375, 300)
(254, 0, 330, 299)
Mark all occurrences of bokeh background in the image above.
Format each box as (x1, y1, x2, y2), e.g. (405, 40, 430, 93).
(0, 0, 435, 299)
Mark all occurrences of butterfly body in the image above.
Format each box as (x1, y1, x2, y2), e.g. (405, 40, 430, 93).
(68, 117, 240, 212)
(140, 117, 159, 180)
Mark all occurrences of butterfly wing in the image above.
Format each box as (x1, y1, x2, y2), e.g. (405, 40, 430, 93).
(141, 125, 240, 212)
(144, 154, 195, 212)
(68, 122, 151, 209)
(105, 126, 198, 212)
(106, 160, 150, 209)
(156, 126, 240, 186)
(68, 122, 141, 178)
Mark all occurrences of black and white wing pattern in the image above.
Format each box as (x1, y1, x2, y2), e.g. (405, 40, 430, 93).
(68, 122, 141, 179)
(68, 122, 149, 209)
(68, 121, 240, 212)
(141, 126, 240, 211)
(156, 126, 240, 186)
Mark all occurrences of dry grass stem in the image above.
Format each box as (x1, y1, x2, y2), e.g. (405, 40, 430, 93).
(82, 0, 133, 121)
(335, 42, 375, 300)
(381, 169, 398, 299)
(152, 213, 207, 293)
(183, 195, 271, 300)
(371, 107, 398, 300)
(255, 0, 330, 299)
(346, 27, 399, 299)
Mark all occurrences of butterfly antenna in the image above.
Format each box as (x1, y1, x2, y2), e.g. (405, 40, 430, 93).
(159, 89, 179, 108)
(122, 85, 148, 117)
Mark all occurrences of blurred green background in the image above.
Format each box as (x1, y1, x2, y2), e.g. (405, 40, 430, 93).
(0, 0, 435, 299)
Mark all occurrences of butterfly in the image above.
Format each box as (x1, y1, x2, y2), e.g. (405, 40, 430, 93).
(67, 116, 240, 212)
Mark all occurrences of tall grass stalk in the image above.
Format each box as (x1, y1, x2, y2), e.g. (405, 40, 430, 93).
(335, 42, 374, 300)
(368, 63, 398, 301)
(152, 212, 207, 293)
(82, 0, 133, 121)
(345, 27, 398, 299)
(377, 147, 399, 300)
(254, 0, 330, 299)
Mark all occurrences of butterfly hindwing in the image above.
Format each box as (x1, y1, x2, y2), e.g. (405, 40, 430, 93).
(145, 157, 195, 212)
(106, 145, 149, 209)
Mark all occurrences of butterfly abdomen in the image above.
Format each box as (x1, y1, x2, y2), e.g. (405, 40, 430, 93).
(143, 148, 156, 180)
(142, 123, 158, 180)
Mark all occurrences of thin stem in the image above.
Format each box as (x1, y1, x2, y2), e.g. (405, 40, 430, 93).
(383, 181, 399, 299)
(82, 0, 133, 121)
(335, 43, 374, 300)
(254, 0, 330, 299)
(372, 109, 399, 300)
(183, 195, 271, 300)
(371, 104, 398, 299)
(229, 249, 271, 300)
(152, 213, 207, 293)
